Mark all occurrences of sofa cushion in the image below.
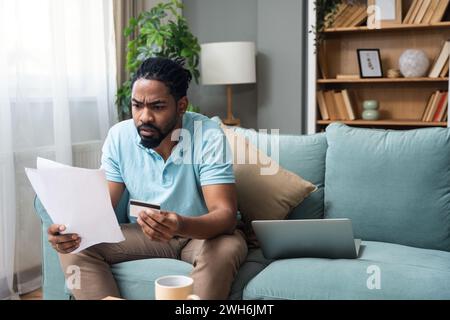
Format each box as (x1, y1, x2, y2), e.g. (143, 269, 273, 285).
(222, 127, 317, 224)
(229, 249, 274, 300)
(243, 241, 450, 300)
(325, 123, 450, 251)
(111, 259, 193, 300)
(278, 133, 327, 220)
(112, 252, 271, 301)
(225, 126, 327, 220)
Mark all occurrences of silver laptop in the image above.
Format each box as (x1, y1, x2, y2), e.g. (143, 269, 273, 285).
(252, 218, 361, 259)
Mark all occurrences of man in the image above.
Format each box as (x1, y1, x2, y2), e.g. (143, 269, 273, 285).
(47, 57, 248, 300)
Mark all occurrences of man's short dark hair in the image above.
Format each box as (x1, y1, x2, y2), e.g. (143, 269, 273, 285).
(131, 57, 192, 102)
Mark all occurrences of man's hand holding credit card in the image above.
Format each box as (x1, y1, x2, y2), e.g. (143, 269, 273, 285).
(130, 199, 182, 242)
(129, 199, 161, 217)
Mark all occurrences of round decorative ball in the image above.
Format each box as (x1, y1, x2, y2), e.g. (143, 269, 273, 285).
(399, 49, 429, 78)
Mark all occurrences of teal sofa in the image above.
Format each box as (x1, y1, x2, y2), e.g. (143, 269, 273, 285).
(34, 122, 450, 299)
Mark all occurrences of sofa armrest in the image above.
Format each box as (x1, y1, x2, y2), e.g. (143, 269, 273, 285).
(34, 196, 71, 300)
(33, 190, 130, 299)
(115, 189, 130, 224)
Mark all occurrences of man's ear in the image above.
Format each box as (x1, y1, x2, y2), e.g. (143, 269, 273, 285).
(177, 96, 189, 115)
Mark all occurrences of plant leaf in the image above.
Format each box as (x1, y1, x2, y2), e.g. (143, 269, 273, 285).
(116, 0, 201, 121)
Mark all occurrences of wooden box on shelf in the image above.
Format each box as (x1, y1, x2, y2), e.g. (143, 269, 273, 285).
(313, 0, 450, 132)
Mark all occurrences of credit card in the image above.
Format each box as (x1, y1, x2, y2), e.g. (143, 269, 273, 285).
(129, 199, 161, 217)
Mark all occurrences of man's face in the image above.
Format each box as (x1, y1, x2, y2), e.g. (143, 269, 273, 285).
(131, 79, 186, 149)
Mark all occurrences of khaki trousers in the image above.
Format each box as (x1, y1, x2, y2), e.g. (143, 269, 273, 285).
(58, 223, 248, 300)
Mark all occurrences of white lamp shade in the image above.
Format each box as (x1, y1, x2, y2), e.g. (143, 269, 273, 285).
(200, 41, 256, 85)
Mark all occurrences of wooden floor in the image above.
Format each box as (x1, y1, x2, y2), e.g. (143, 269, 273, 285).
(20, 288, 43, 300)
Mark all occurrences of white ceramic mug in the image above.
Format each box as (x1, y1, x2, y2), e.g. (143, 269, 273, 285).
(154, 275, 200, 300)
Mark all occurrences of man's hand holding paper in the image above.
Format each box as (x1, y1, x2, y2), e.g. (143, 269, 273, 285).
(47, 224, 81, 254)
(25, 158, 125, 254)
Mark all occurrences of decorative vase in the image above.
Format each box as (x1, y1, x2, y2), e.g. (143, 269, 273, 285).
(362, 100, 380, 120)
(399, 49, 430, 78)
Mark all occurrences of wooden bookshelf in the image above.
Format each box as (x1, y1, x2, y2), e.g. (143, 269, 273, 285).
(324, 21, 450, 33)
(317, 120, 448, 127)
(310, 0, 450, 132)
(318, 77, 449, 84)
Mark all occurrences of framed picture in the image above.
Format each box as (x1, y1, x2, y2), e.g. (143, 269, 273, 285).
(367, 0, 402, 28)
(357, 49, 383, 78)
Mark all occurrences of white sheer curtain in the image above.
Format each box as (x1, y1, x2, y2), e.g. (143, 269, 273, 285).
(0, 0, 117, 299)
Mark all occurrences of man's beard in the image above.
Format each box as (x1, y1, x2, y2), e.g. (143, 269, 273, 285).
(137, 117, 178, 149)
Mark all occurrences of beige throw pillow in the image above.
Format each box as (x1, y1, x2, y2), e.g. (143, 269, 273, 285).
(222, 127, 317, 226)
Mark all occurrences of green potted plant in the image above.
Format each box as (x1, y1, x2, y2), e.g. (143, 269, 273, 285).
(116, 0, 201, 120)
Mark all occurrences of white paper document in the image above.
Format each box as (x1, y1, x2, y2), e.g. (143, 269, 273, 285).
(25, 158, 125, 253)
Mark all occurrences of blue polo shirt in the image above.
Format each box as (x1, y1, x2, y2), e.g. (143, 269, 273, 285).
(100, 112, 235, 220)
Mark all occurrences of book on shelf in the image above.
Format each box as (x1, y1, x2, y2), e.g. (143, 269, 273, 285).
(317, 90, 357, 121)
(329, 2, 367, 28)
(429, 40, 450, 78)
(323, 91, 339, 120)
(317, 91, 330, 120)
(341, 89, 356, 120)
(403, 0, 415, 23)
(333, 91, 349, 120)
(422, 91, 448, 122)
(433, 91, 449, 122)
(404, 0, 423, 24)
(430, 0, 450, 23)
(353, 5, 369, 27)
(426, 91, 441, 121)
(435, 100, 448, 122)
(404, 0, 449, 24)
(421, 91, 437, 121)
(332, 3, 352, 28)
(326, 3, 348, 28)
(342, 4, 367, 28)
(428, 39, 446, 76)
(422, 0, 440, 24)
(429, 91, 444, 121)
(336, 74, 360, 80)
(415, 0, 432, 24)
(440, 59, 449, 77)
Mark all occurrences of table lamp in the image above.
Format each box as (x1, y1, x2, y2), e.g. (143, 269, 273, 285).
(200, 41, 256, 126)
